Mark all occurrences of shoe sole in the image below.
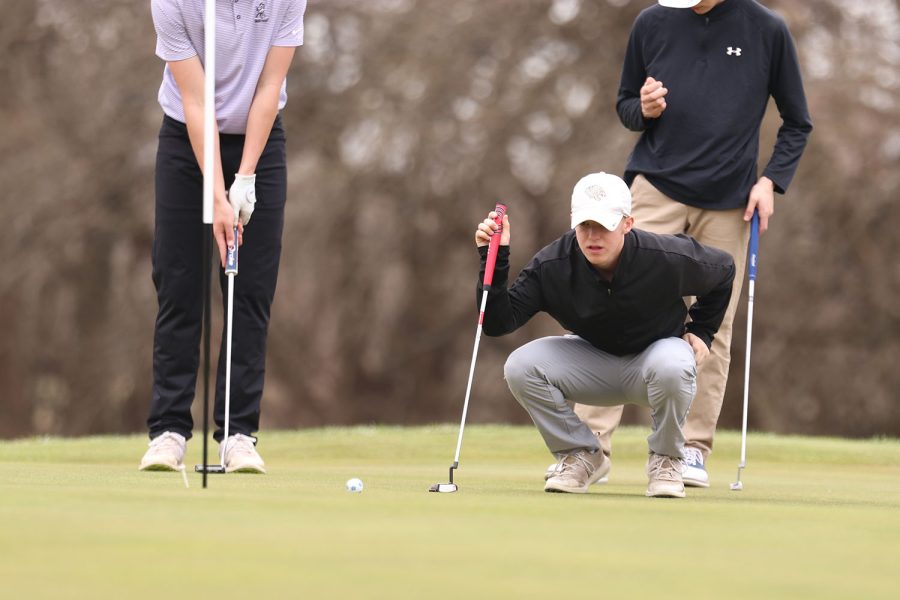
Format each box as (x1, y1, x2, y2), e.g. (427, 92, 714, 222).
(225, 465, 267, 474)
(645, 489, 686, 498)
(544, 483, 589, 494)
(683, 478, 710, 488)
(139, 463, 181, 472)
(544, 472, 609, 485)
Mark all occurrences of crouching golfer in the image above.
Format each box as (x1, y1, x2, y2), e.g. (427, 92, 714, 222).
(475, 173, 735, 497)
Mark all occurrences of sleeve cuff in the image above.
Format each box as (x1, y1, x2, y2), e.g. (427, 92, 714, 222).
(686, 327, 713, 349)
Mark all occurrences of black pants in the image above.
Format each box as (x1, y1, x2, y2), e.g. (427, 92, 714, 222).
(148, 115, 287, 442)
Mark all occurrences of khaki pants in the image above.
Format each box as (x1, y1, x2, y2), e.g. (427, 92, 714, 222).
(574, 175, 750, 459)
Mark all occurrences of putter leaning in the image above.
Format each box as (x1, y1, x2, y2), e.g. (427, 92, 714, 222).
(731, 211, 760, 491)
(196, 227, 239, 476)
(430, 204, 507, 494)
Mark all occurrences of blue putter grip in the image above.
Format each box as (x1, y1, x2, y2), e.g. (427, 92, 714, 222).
(225, 226, 238, 275)
(748, 211, 759, 282)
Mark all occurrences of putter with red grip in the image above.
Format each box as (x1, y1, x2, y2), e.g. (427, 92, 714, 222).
(430, 204, 507, 493)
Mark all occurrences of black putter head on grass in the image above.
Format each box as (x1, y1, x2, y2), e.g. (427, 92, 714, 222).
(429, 483, 458, 493)
(195, 464, 226, 474)
(429, 464, 459, 493)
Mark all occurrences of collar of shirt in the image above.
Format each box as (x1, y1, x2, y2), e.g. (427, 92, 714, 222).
(699, 0, 743, 22)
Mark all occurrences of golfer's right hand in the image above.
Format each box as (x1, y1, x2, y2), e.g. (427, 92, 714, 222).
(475, 212, 511, 247)
(641, 77, 668, 119)
(213, 194, 238, 268)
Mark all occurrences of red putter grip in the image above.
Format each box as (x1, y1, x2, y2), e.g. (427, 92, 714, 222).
(483, 203, 508, 287)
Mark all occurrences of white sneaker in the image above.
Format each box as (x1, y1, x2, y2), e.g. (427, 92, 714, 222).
(545, 458, 610, 484)
(646, 452, 685, 498)
(682, 447, 710, 488)
(139, 431, 186, 471)
(221, 433, 266, 474)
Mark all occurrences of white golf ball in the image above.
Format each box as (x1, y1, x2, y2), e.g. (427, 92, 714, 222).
(346, 477, 364, 493)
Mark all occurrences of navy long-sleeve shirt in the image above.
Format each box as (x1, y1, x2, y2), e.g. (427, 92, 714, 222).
(477, 230, 735, 356)
(617, 0, 813, 209)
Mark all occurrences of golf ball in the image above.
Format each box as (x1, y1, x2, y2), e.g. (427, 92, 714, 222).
(346, 478, 364, 493)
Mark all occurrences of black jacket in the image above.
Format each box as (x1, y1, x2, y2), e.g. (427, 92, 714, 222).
(478, 229, 735, 356)
(617, 0, 813, 209)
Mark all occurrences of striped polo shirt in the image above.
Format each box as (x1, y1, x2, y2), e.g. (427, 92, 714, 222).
(151, 0, 306, 134)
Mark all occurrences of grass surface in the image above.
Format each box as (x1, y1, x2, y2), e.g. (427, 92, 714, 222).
(2, 425, 899, 599)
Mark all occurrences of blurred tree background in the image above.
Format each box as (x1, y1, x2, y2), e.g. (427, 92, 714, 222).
(1, 0, 898, 439)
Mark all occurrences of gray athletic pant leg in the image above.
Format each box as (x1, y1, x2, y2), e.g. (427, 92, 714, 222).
(503, 335, 696, 458)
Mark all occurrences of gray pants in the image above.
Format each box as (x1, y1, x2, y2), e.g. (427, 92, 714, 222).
(504, 335, 696, 458)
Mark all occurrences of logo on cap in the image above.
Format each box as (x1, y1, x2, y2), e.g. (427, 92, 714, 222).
(726, 46, 742, 56)
(585, 186, 608, 201)
(570, 172, 632, 231)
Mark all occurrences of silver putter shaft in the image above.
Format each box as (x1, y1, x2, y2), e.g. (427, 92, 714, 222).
(732, 212, 759, 491)
(196, 226, 238, 475)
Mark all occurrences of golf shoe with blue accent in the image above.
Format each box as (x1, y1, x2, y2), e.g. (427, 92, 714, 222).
(682, 446, 710, 488)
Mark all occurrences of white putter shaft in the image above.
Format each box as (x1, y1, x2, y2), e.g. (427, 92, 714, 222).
(731, 277, 754, 491)
(732, 212, 760, 491)
(221, 230, 239, 466)
(202, 0, 215, 226)
(451, 289, 489, 464)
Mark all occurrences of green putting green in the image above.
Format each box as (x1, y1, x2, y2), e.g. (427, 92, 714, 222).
(1, 426, 898, 598)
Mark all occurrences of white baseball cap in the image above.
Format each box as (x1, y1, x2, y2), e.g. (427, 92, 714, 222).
(570, 172, 632, 231)
(658, 1, 701, 7)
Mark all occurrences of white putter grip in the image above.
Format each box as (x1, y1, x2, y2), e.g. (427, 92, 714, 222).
(225, 227, 239, 276)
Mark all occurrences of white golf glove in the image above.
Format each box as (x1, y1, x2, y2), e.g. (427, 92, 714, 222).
(228, 173, 257, 226)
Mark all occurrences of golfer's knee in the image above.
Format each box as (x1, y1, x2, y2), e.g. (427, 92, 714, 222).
(503, 349, 531, 393)
(645, 359, 696, 397)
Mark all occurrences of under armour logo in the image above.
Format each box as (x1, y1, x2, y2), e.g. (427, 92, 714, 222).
(255, 2, 269, 23)
(726, 46, 742, 56)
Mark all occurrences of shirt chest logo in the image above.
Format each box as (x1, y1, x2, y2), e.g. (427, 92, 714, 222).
(726, 46, 742, 56)
(255, 2, 269, 23)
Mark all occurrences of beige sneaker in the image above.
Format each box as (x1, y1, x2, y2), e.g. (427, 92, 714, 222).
(139, 431, 186, 471)
(222, 434, 266, 474)
(646, 452, 685, 498)
(544, 449, 610, 494)
(545, 457, 611, 484)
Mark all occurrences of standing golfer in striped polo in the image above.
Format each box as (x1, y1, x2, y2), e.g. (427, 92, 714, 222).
(140, 0, 307, 474)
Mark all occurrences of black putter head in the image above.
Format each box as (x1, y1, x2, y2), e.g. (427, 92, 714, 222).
(428, 483, 458, 493)
(195, 464, 227, 474)
(429, 463, 459, 493)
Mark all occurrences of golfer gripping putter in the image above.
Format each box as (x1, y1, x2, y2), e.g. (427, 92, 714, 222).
(196, 226, 239, 476)
(430, 203, 507, 493)
(732, 211, 760, 491)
